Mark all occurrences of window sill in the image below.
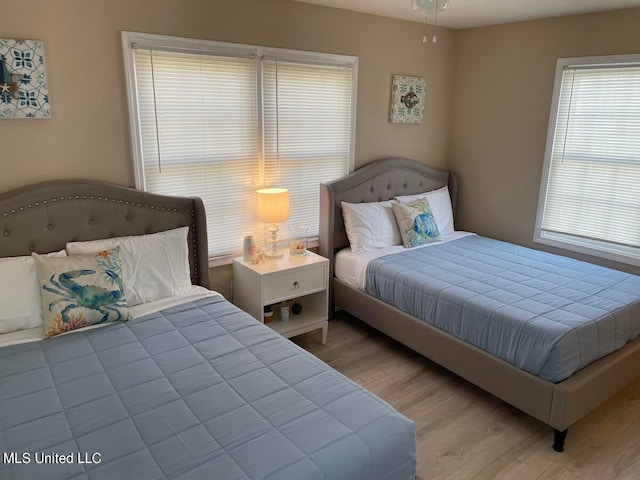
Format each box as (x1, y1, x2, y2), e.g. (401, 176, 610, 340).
(534, 230, 640, 268)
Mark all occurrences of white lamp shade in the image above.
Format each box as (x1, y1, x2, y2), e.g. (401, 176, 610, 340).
(257, 188, 290, 223)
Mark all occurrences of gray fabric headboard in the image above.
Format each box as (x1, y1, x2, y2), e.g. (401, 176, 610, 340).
(319, 157, 457, 294)
(0, 180, 210, 289)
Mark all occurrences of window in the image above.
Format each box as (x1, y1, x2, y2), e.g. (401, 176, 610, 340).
(122, 32, 357, 263)
(535, 54, 640, 266)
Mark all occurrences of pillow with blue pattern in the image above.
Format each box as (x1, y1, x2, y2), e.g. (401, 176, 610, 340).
(33, 247, 130, 338)
(391, 199, 441, 248)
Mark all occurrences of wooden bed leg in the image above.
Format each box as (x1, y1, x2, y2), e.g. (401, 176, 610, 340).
(553, 428, 568, 452)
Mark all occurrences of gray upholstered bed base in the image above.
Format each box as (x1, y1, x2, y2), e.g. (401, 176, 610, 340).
(0, 179, 210, 288)
(319, 157, 640, 450)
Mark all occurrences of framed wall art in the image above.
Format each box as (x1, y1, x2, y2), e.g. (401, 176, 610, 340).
(389, 74, 424, 124)
(0, 38, 51, 119)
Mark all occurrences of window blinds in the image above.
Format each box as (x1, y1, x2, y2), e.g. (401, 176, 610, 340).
(132, 44, 354, 260)
(134, 49, 261, 259)
(540, 64, 640, 256)
(262, 60, 353, 238)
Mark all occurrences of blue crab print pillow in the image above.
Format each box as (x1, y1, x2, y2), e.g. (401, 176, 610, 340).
(33, 247, 130, 338)
(391, 198, 441, 248)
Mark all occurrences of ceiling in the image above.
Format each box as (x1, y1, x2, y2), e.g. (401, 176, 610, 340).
(291, 0, 640, 29)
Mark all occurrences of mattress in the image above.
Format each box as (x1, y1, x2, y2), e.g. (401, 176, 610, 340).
(365, 235, 640, 383)
(0, 295, 416, 480)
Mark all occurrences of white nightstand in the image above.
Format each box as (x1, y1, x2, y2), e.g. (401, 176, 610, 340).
(232, 251, 329, 344)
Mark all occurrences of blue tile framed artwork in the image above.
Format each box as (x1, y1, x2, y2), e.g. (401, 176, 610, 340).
(389, 75, 425, 124)
(0, 38, 51, 119)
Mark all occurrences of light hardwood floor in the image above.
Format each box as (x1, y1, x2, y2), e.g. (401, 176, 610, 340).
(293, 312, 640, 480)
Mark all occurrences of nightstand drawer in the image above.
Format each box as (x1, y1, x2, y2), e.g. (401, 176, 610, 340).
(265, 263, 327, 303)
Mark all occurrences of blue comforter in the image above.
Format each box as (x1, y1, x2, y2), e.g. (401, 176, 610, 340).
(0, 295, 416, 480)
(365, 235, 640, 382)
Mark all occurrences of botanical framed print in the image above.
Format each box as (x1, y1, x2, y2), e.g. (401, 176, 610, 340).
(390, 75, 425, 124)
(0, 38, 51, 119)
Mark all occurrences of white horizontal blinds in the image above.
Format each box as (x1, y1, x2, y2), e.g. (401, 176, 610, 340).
(262, 60, 353, 238)
(542, 64, 640, 248)
(134, 49, 261, 258)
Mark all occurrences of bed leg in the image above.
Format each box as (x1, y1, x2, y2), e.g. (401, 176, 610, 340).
(553, 428, 568, 452)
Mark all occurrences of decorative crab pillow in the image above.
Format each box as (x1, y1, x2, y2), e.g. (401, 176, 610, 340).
(32, 247, 131, 338)
(391, 198, 441, 248)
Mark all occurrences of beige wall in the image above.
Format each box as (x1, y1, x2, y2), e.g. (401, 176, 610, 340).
(0, 0, 456, 296)
(3, 1, 639, 287)
(449, 8, 640, 275)
(0, 0, 456, 194)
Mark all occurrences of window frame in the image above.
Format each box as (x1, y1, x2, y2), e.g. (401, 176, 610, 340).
(121, 31, 358, 265)
(534, 53, 640, 267)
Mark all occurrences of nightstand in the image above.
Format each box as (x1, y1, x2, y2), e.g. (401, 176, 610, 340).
(232, 251, 329, 344)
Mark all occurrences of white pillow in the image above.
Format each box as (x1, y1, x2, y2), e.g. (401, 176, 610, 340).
(66, 227, 191, 306)
(395, 185, 455, 235)
(341, 201, 402, 254)
(0, 250, 67, 334)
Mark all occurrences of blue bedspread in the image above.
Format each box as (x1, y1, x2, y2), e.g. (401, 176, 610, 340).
(0, 296, 415, 480)
(365, 235, 640, 382)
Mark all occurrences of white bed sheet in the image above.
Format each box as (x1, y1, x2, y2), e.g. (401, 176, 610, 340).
(335, 231, 475, 290)
(0, 285, 220, 348)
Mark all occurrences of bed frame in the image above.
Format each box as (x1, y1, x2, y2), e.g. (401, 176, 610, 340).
(0, 179, 419, 479)
(0, 179, 210, 289)
(319, 157, 640, 451)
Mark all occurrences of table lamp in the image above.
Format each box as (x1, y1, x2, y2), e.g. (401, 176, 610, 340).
(257, 188, 290, 258)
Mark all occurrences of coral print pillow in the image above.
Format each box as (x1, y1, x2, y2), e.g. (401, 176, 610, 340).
(33, 247, 130, 338)
(391, 199, 441, 248)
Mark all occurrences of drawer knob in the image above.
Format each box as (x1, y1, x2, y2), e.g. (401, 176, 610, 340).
(293, 281, 300, 289)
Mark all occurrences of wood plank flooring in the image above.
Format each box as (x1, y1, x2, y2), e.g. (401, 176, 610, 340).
(293, 312, 640, 480)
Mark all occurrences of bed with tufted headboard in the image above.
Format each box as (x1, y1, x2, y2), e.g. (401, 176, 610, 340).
(319, 157, 640, 452)
(0, 179, 418, 480)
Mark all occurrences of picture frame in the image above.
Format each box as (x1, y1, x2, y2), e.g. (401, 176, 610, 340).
(0, 38, 51, 119)
(389, 75, 425, 124)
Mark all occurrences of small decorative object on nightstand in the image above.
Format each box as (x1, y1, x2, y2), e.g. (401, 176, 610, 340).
(243, 235, 255, 262)
(288, 225, 308, 256)
(233, 250, 329, 344)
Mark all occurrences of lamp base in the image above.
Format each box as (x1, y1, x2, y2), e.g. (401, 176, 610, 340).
(264, 250, 283, 259)
(264, 223, 283, 259)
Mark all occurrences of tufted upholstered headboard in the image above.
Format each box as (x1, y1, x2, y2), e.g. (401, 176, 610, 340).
(319, 157, 457, 305)
(0, 180, 210, 289)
